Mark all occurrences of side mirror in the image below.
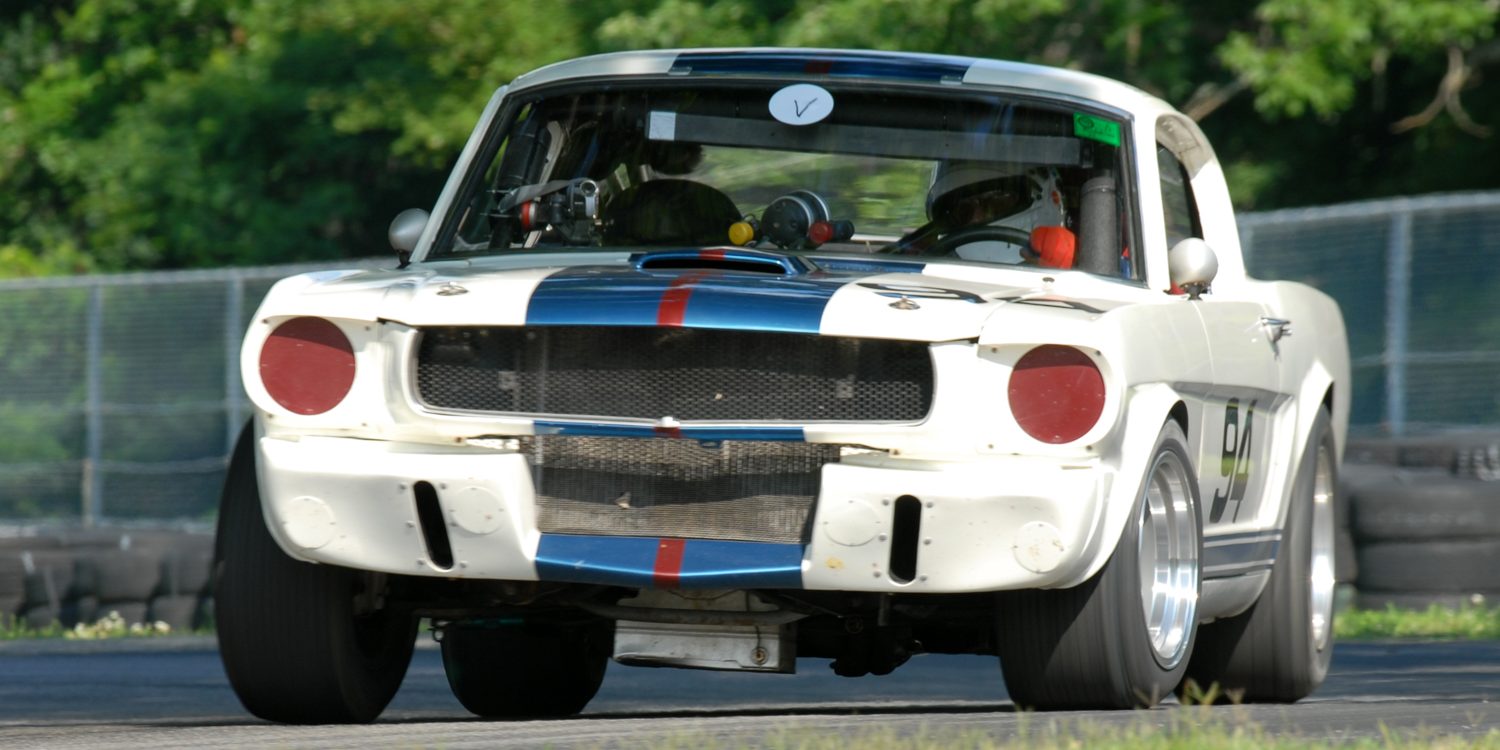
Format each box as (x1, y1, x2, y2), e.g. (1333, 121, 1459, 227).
(1168, 238, 1218, 300)
(388, 208, 430, 265)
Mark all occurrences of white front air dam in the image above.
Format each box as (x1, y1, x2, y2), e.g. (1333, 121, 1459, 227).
(255, 436, 540, 580)
(801, 458, 1110, 593)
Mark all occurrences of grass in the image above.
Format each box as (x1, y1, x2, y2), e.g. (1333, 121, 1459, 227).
(1336, 603, 1500, 640)
(1, 610, 184, 640)
(0, 614, 68, 640)
(634, 715, 1500, 750)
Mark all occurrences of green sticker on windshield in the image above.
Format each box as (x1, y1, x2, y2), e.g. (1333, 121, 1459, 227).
(1074, 113, 1121, 147)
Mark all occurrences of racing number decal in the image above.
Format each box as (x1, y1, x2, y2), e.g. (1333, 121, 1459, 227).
(1210, 398, 1257, 523)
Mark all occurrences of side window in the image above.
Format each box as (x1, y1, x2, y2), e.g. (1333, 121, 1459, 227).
(1157, 145, 1201, 250)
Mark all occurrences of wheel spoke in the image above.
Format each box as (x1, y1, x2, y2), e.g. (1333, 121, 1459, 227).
(1309, 445, 1337, 652)
(1137, 450, 1199, 669)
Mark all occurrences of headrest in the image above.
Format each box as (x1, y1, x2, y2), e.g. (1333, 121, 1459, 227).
(604, 180, 740, 246)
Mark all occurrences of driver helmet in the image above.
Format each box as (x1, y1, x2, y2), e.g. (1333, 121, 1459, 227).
(926, 162, 1068, 264)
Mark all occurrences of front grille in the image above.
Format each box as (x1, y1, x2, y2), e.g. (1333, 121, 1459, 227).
(524, 436, 838, 543)
(414, 326, 932, 422)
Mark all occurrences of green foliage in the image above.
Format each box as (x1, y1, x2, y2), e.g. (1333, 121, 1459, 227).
(1220, 0, 1498, 119)
(1338, 603, 1500, 641)
(1, 0, 1498, 274)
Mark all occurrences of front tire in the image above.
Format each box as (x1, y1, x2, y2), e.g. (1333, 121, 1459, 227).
(1182, 408, 1337, 703)
(215, 423, 418, 724)
(441, 618, 612, 717)
(996, 419, 1202, 709)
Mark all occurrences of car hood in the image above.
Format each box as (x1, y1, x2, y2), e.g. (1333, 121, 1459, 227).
(286, 249, 1124, 343)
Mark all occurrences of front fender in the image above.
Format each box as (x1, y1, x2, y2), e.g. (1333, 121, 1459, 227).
(1053, 382, 1185, 588)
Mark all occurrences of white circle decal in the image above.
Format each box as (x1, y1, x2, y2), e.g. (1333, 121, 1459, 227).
(769, 84, 834, 126)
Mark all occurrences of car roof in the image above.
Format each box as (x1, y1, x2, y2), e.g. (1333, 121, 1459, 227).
(507, 48, 1175, 119)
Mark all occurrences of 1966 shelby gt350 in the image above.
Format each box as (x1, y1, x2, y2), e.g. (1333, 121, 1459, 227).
(215, 49, 1349, 721)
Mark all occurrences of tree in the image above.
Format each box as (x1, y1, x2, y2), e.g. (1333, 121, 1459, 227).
(1, 0, 1497, 275)
(1, 0, 582, 273)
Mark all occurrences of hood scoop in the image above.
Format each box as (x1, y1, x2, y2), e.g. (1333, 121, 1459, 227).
(633, 248, 815, 276)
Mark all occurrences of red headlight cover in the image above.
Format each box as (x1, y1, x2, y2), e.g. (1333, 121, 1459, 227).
(259, 317, 356, 415)
(1007, 345, 1105, 444)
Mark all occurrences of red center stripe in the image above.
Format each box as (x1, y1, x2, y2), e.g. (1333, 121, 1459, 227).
(656, 271, 710, 326)
(652, 538, 687, 588)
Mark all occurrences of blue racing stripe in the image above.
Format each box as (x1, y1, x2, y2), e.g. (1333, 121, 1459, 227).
(525, 265, 674, 326)
(536, 535, 660, 588)
(533, 421, 806, 441)
(681, 275, 844, 333)
(672, 51, 972, 83)
(524, 263, 848, 332)
(534, 534, 805, 589)
(676, 538, 805, 588)
(812, 257, 927, 275)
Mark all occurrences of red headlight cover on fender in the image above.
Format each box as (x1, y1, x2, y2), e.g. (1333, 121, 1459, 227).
(1008, 345, 1105, 444)
(259, 317, 356, 415)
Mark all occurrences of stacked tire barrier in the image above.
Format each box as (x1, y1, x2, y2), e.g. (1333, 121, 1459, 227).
(0, 529, 214, 631)
(1345, 432, 1500, 610)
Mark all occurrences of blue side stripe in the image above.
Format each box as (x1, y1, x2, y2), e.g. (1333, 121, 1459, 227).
(534, 534, 805, 589)
(533, 421, 806, 441)
(1202, 532, 1282, 579)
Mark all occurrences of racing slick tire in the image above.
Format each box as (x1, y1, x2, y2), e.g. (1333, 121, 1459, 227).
(440, 618, 612, 718)
(996, 419, 1202, 709)
(1182, 408, 1337, 703)
(1356, 540, 1500, 592)
(1349, 475, 1500, 543)
(215, 423, 418, 724)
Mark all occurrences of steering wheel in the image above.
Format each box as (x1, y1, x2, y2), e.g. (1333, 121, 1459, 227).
(928, 225, 1033, 257)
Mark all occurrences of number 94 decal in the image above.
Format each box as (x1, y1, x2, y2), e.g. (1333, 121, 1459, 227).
(1209, 398, 1257, 523)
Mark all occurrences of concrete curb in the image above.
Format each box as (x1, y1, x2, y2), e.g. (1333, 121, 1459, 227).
(0, 634, 219, 656)
(0, 632, 443, 656)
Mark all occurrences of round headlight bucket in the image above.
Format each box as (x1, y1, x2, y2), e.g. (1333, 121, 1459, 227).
(259, 317, 356, 415)
(1007, 345, 1105, 444)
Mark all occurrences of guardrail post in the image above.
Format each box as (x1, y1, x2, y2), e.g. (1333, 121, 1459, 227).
(83, 284, 105, 525)
(1385, 209, 1413, 437)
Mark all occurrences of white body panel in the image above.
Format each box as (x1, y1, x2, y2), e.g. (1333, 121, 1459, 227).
(241, 49, 1350, 624)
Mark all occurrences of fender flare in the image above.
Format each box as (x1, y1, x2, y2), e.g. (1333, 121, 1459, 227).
(1051, 382, 1186, 588)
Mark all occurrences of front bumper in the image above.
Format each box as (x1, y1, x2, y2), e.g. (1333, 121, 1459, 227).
(256, 435, 1114, 594)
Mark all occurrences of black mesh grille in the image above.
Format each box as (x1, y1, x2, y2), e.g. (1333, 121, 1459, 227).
(414, 326, 932, 421)
(523, 436, 838, 543)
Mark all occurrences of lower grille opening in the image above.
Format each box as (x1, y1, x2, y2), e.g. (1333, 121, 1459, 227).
(524, 436, 841, 544)
(413, 481, 454, 570)
(889, 495, 922, 583)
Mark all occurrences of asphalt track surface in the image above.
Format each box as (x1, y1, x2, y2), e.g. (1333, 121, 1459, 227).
(1, 638, 1497, 748)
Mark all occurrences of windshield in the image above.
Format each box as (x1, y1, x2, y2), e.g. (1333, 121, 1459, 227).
(431, 80, 1137, 279)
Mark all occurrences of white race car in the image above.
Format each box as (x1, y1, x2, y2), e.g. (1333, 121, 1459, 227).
(215, 48, 1350, 722)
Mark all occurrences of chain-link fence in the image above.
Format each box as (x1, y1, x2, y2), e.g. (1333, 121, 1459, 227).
(0, 260, 382, 524)
(2, 191, 1498, 522)
(1239, 191, 1500, 436)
